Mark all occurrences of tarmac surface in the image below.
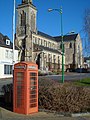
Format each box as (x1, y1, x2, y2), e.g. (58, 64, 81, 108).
(0, 107, 90, 120)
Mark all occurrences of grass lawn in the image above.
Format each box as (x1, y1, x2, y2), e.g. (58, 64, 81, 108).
(74, 78, 90, 86)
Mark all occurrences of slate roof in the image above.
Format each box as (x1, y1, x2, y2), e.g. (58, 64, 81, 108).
(37, 31, 56, 42)
(0, 33, 13, 49)
(34, 44, 61, 54)
(54, 34, 78, 42)
(37, 31, 78, 43)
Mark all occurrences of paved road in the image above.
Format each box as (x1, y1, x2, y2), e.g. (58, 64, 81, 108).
(0, 107, 90, 120)
(44, 73, 90, 81)
(0, 73, 90, 90)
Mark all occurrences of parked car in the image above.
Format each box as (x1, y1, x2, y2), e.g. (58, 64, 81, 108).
(66, 68, 75, 72)
(75, 68, 87, 73)
(87, 68, 90, 73)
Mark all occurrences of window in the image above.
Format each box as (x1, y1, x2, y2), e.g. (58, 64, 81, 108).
(53, 55, 56, 62)
(6, 39, 10, 45)
(41, 39, 43, 45)
(48, 42, 51, 48)
(35, 37, 37, 44)
(52, 43, 55, 49)
(58, 56, 60, 64)
(38, 38, 41, 45)
(70, 42, 72, 48)
(53, 55, 56, 69)
(31, 14, 35, 32)
(4, 65, 12, 75)
(44, 40, 46, 46)
(44, 41, 47, 47)
(48, 54, 51, 62)
(21, 11, 26, 26)
(33, 36, 35, 43)
(46, 41, 47, 47)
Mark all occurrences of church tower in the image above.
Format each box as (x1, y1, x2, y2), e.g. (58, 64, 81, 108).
(15, 0, 37, 61)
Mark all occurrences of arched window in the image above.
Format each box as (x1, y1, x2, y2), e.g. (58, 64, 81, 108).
(31, 14, 35, 32)
(70, 42, 72, 48)
(21, 11, 26, 26)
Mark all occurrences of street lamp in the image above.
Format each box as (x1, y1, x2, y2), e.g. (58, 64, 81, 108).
(13, 0, 16, 68)
(48, 7, 64, 83)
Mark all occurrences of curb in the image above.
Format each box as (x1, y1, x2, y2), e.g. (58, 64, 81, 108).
(71, 113, 90, 117)
(39, 109, 90, 117)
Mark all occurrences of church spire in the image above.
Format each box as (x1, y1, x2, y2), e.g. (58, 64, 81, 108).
(22, 0, 32, 4)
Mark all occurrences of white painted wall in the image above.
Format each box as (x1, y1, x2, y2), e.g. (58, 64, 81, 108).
(0, 47, 18, 78)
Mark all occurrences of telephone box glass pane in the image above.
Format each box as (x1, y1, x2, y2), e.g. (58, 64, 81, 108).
(16, 72, 24, 108)
(30, 73, 37, 76)
(30, 72, 37, 108)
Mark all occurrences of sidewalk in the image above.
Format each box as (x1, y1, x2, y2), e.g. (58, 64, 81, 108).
(0, 107, 90, 120)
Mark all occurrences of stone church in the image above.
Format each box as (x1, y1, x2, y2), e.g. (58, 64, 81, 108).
(15, 0, 83, 72)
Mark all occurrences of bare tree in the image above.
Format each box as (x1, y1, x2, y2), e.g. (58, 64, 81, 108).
(84, 9, 90, 41)
(83, 9, 90, 56)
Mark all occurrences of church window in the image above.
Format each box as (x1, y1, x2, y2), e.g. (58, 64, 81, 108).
(41, 39, 43, 45)
(48, 42, 51, 48)
(33, 36, 35, 43)
(53, 55, 56, 69)
(45, 41, 47, 47)
(70, 42, 72, 48)
(52, 43, 55, 49)
(35, 37, 37, 44)
(31, 14, 35, 32)
(38, 38, 40, 45)
(21, 11, 26, 26)
(44, 40, 46, 46)
(46, 41, 47, 47)
(42, 39, 44, 46)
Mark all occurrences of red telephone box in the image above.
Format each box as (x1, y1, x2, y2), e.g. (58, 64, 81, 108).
(13, 62, 38, 115)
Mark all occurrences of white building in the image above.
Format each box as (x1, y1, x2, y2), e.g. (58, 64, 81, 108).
(84, 57, 90, 68)
(0, 33, 18, 78)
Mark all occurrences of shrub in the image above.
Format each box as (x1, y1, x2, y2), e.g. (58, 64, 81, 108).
(39, 79, 90, 113)
(1, 84, 13, 104)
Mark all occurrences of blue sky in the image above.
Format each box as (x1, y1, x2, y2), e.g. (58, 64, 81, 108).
(0, 0, 90, 55)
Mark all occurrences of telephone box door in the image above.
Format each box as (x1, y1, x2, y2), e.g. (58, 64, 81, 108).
(14, 71, 26, 114)
(28, 71, 38, 113)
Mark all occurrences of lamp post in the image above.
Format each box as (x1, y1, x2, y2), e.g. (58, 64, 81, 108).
(48, 7, 64, 83)
(13, 0, 16, 68)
